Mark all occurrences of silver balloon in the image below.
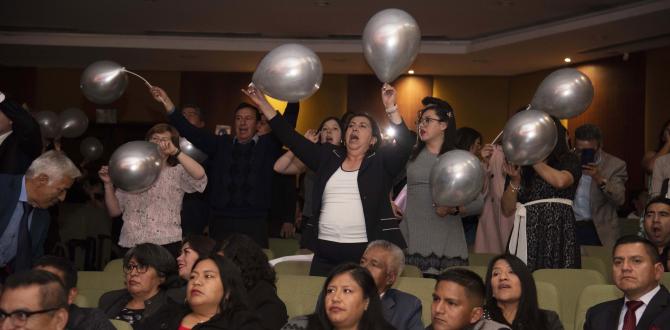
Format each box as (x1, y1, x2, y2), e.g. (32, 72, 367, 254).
(430, 150, 485, 207)
(80, 136, 104, 161)
(59, 108, 89, 138)
(109, 141, 163, 193)
(252, 44, 323, 102)
(80, 60, 128, 104)
(530, 68, 594, 119)
(362, 8, 421, 83)
(179, 137, 208, 163)
(502, 110, 558, 166)
(34, 111, 61, 139)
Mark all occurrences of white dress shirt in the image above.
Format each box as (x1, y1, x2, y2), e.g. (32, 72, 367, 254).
(0, 130, 11, 146)
(617, 285, 661, 330)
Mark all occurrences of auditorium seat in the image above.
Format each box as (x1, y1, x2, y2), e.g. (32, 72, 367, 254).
(468, 253, 496, 267)
(400, 264, 423, 278)
(393, 276, 436, 325)
(269, 238, 300, 258)
(103, 259, 124, 274)
(276, 274, 325, 318)
(661, 272, 670, 288)
(110, 319, 133, 330)
(274, 260, 311, 276)
(273, 261, 424, 278)
(581, 256, 609, 282)
(446, 265, 488, 279)
(77, 271, 125, 307)
(535, 281, 560, 315)
(263, 249, 275, 260)
(533, 268, 606, 330)
(582, 245, 613, 282)
(573, 284, 622, 330)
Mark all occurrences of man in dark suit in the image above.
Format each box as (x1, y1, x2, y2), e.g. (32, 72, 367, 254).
(0, 95, 43, 174)
(360, 240, 424, 330)
(584, 235, 670, 330)
(0, 150, 80, 280)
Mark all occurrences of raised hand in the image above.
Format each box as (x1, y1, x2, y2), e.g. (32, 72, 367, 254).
(98, 166, 112, 184)
(304, 129, 319, 143)
(503, 161, 521, 179)
(158, 140, 179, 157)
(149, 86, 174, 112)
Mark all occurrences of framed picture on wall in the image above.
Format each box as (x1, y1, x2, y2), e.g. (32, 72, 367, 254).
(215, 125, 231, 136)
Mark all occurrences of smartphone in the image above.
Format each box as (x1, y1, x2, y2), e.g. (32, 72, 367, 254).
(581, 148, 596, 165)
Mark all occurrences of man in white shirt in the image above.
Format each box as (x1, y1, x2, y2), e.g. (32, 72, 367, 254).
(584, 235, 670, 330)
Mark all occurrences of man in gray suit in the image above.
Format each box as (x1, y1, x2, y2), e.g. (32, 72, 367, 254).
(573, 124, 628, 248)
(360, 240, 424, 330)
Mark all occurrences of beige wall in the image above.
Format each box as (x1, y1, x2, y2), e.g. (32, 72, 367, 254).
(433, 76, 510, 143)
(295, 74, 348, 133)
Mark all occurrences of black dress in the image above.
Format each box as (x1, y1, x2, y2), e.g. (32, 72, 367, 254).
(517, 154, 581, 271)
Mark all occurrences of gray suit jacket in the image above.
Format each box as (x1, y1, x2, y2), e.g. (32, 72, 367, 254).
(382, 288, 424, 330)
(589, 151, 628, 248)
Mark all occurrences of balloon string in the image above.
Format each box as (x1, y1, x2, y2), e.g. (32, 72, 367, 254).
(491, 130, 503, 145)
(123, 69, 153, 88)
(491, 104, 531, 144)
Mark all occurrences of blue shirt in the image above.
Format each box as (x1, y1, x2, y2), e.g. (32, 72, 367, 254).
(0, 176, 33, 266)
(573, 174, 593, 221)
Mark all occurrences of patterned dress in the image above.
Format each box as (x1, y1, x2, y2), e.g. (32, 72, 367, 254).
(517, 154, 581, 271)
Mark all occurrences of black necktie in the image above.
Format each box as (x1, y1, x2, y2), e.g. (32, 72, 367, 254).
(14, 202, 34, 272)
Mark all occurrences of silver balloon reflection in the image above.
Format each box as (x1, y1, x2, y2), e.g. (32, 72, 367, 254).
(34, 111, 61, 139)
(362, 8, 421, 83)
(502, 110, 558, 166)
(179, 137, 208, 163)
(252, 44, 323, 102)
(80, 137, 104, 161)
(430, 150, 485, 207)
(59, 108, 89, 138)
(80, 60, 129, 104)
(108, 141, 163, 193)
(530, 68, 594, 119)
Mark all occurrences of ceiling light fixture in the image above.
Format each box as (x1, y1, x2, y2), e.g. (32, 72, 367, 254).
(408, 70, 415, 74)
(314, 0, 330, 7)
(564, 57, 572, 63)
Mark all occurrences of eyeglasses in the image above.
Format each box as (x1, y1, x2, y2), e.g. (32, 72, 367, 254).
(0, 308, 61, 325)
(149, 137, 172, 143)
(123, 263, 149, 274)
(415, 117, 443, 126)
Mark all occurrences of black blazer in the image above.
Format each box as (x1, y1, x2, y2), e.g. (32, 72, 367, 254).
(268, 112, 413, 250)
(0, 100, 42, 175)
(248, 280, 288, 330)
(584, 285, 670, 330)
(137, 304, 263, 330)
(98, 289, 178, 328)
(382, 288, 424, 330)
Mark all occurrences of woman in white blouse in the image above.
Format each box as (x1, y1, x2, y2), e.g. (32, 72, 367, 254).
(99, 123, 207, 257)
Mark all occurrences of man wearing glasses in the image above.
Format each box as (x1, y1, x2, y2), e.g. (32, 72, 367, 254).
(0, 269, 69, 330)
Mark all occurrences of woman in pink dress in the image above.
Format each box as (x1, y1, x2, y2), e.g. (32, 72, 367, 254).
(474, 144, 515, 254)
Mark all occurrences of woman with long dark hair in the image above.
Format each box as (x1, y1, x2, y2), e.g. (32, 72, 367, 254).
(218, 234, 288, 330)
(483, 254, 562, 330)
(243, 84, 412, 276)
(400, 98, 483, 274)
(501, 117, 581, 271)
(142, 254, 262, 330)
(282, 263, 395, 330)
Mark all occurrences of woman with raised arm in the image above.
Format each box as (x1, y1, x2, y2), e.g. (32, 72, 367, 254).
(500, 117, 581, 271)
(243, 84, 413, 276)
(99, 124, 207, 257)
